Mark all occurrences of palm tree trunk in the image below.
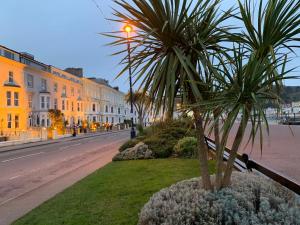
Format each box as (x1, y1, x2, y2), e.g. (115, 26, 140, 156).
(222, 110, 250, 187)
(213, 109, 223, 190)
(138, 114, 144, 128)
(194, 110, 213, 191)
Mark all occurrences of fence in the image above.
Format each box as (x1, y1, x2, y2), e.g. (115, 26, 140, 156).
(205, 137, 300, 195)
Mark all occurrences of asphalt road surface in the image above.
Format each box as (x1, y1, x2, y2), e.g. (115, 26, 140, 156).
(0, 131, 129, 225)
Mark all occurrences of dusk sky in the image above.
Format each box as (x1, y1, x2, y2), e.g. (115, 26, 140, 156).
(1, 0, 299, 92)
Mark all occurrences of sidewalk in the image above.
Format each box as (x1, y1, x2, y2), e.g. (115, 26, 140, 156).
(0, 130, 129, 154)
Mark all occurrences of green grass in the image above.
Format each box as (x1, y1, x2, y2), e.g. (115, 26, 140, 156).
(13, 159, 215, 225)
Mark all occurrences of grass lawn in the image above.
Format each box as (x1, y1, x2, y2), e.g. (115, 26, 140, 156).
(13, 159, 215, 225)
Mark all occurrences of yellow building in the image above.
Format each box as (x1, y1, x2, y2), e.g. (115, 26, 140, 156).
(0, 45, 84, 139)
(0, 48, 29, 137)
(0, 44, 153, 140)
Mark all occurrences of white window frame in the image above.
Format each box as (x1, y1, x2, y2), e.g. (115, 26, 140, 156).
(6, 91, 11, 106)
(7, 114, 12, 128)
(14, 92, 19, 106)
(41, 79, 47, 91)
(40, 96, 45, 109)
(27, 74, 34, 88)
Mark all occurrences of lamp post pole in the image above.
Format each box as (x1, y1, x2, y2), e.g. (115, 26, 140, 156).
(125, 25, 136, 139)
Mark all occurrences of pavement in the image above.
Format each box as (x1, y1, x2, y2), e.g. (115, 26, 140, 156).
(0, 130, 124, 153)
(0, 130, 129, 225)
(220, 123, 300, 184)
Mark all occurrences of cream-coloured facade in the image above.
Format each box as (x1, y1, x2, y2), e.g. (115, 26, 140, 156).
(0, 45, 145, 138)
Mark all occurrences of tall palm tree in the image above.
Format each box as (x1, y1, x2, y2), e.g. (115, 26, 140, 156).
(124, 91, 151, 127)
(218, 0, 300, 187)
(106, 0, 300, 190)
(107, 0, 232, 190)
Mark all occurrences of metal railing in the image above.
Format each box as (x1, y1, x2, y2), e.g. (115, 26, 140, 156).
(205, 137, 300, 195)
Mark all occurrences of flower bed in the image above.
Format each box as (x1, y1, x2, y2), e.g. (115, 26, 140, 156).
(138, 172, 300, 225)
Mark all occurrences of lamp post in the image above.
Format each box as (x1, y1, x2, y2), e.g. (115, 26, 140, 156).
(124, 24, 136, 139)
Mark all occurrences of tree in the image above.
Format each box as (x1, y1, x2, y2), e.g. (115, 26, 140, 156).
(108, 0, 232, 191)
(107, 0, 300, 190)
(48, 109, 65, 134)
(125, 91, 150, 127)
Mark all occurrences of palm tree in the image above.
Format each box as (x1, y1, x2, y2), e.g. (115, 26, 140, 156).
(217, 0, 300, 188)
(106, 0, 300, 190)
(124, 91, 150, 127)
(107, 0, 232, 190)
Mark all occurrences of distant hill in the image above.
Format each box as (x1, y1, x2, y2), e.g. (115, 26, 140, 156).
(281, 86, 300, 103)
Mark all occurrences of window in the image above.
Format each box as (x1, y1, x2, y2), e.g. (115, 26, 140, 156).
(81, 103, 83, 112)
(125, 110, 127, 115)
(62, 86, 67, 96)
(106, 117, 108, 123)
(46, 97, 50, 109)
(14, 92, 19, 106)
(112, 117, 114, 124)
(77, 102, 80, 112)
(9, 71, 14, 83)
(93, 116, 96, 122)
(71, 87, 74, 96)
(62, 100, 65, 110)
(54, 98, 58, 109)
(92, 104, 96, 112)
(66, 100, 69, 110)
(7, 114, 12, 128)
(6, 91, 11, 106)
(71, 102, 74, 111)
(40, 96, 45, 109)
(4, 50, 15, 60)
(118, 108, 120, 114)
(54, 83, 58, 92)
(15, 115, 19, 128)
(41, 79, 47, 91)
(28, 95, 33, 108)
(27, 74, 34, 88)
(105, 105, 108, 113)
(111, 107, 114, 113)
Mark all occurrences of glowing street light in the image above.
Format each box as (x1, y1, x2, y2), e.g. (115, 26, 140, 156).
(123, 23, 136, 139)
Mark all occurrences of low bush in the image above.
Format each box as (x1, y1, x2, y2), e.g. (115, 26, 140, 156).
(174, 137, 198, 158)
(132, 118, 197, 159)
(119, 139, 139, 152)
(138, 172, 299, 225)
(136, 124, 144, 135)
(144, 136, 177, 158)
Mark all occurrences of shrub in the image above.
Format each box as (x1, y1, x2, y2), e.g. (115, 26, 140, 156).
(174, 137, 198, 158)
(144, 136, 177, 158)
(138, 172, 299, 225)
(136, 124, 144, 135)
(119, 139, 139, 152)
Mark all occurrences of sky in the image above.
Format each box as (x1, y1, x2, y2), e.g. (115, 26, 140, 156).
(0, 0, 300, 92)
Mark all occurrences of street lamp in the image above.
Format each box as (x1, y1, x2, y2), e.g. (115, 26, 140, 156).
(123, 23, 136, 139)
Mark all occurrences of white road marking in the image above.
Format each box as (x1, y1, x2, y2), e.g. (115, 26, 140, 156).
(1, 152, 45, 163)
(0, 197, 15, 206)
(59, 143, 82, 150)
(9, 175, 21, 180)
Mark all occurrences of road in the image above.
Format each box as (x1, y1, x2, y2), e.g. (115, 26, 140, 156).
(0, 131, 129, 225)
